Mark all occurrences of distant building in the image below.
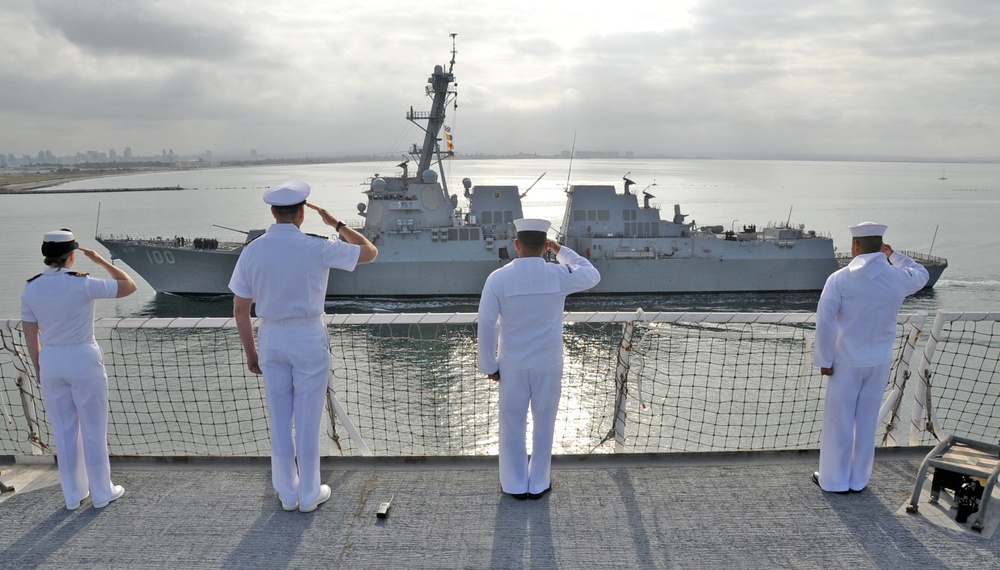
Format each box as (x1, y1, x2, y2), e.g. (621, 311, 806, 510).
(560, 150, 623, 159)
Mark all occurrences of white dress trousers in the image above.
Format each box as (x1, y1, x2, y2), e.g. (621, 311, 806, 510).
(257, 319, 331, 508)
(818, 361, 892, 492)
(39, 342, 118, 507)
(498, 364, 563, 495)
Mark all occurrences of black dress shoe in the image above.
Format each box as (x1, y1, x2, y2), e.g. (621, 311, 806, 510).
(506, 492, 528, 500)
(849, 486, 867, 493)
(527, 486, 552, 500)
(812, 472, 849, 494)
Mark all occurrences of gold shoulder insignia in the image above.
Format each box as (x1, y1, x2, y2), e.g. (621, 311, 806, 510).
(67, 271, 90, 277)
(26, 273, 42, 282)
(306, 233, 329, 239)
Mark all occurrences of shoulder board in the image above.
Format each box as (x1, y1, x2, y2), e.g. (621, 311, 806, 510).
(26, 273, 42, 283)
(306, 233, 329, 239)
(67, 271, 90, 277)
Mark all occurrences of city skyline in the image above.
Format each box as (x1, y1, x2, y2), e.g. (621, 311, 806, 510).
(0, 146, 259, 167)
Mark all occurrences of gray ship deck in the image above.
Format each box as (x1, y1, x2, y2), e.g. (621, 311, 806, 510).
(2, 448, 998, 569)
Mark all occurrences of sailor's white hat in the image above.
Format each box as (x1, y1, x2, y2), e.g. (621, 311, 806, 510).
(513, 218, 551, 234)
(848, 221, 887, 238)
(263, 180, 311, 206)
(43, 229, 76, 243)
(41, 229, 79, 257)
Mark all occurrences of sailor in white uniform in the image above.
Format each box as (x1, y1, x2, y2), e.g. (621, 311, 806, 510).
(20, 230, 137, 510)
(478, 218, 600, 499)
(230, 180, 377, 512)
(813, 221, 929, 493)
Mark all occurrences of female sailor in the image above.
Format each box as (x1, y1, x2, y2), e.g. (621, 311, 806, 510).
(20, 229, 137, 510)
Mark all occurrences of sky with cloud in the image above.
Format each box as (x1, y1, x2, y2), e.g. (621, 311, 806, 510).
(1, 0, 998, 160)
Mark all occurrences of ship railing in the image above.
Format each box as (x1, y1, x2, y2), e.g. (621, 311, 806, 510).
(97, 234, 240, 247)
(899, 250, 948, 265)
(836, 250, 948, 266)
(1, 310, 997, 458)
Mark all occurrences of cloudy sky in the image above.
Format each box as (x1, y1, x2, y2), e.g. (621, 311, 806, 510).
(1, 0, 998, 160)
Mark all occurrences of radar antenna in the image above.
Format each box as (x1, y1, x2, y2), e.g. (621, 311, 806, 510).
(449, 33, 457, 73)
(623, 172, 636, 195)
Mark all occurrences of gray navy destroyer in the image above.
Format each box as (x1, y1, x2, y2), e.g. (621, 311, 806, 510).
(96, 42, 947, 297)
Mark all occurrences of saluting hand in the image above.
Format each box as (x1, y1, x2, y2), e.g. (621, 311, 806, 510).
(881, 243, 894, 258)
(306, 202, 338, 227)
(545, 239, 561, 255)
(78, 246, 103, 262)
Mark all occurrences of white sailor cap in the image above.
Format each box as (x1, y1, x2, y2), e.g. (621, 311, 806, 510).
(513, 218, 551, 234)
(41, 229, 79, 257)
(848, 221, 887, 238)
(43, 229, 76, 243)
(263, 180, 311, 206)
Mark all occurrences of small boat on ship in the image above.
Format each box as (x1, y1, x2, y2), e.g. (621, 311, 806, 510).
(96, 39, 946, 297)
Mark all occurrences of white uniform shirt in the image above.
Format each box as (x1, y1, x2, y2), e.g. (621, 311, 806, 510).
(21, 268, 119, 345)
(228, 223, 360, 321)
(813, 251, 929, 368)
(477, 247, 600, 373)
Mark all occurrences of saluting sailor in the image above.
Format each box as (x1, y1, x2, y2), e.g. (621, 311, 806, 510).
(20, 229, 138, 510)
(230, 180, 377, 512)
(812, 221, 929, 494)
(477, 218, 600, 500)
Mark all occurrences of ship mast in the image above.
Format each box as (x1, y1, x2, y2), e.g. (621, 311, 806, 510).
(407, 34, 457, 188)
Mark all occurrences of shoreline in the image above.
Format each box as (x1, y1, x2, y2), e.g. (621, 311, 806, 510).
(0, 185, 183, 195)
(0, 168, 176, 193)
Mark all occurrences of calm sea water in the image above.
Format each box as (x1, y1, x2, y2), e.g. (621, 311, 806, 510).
(2, 158, 997, 319)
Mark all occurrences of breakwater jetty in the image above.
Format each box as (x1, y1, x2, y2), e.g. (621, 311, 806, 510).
(0, 185, 184, 195)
